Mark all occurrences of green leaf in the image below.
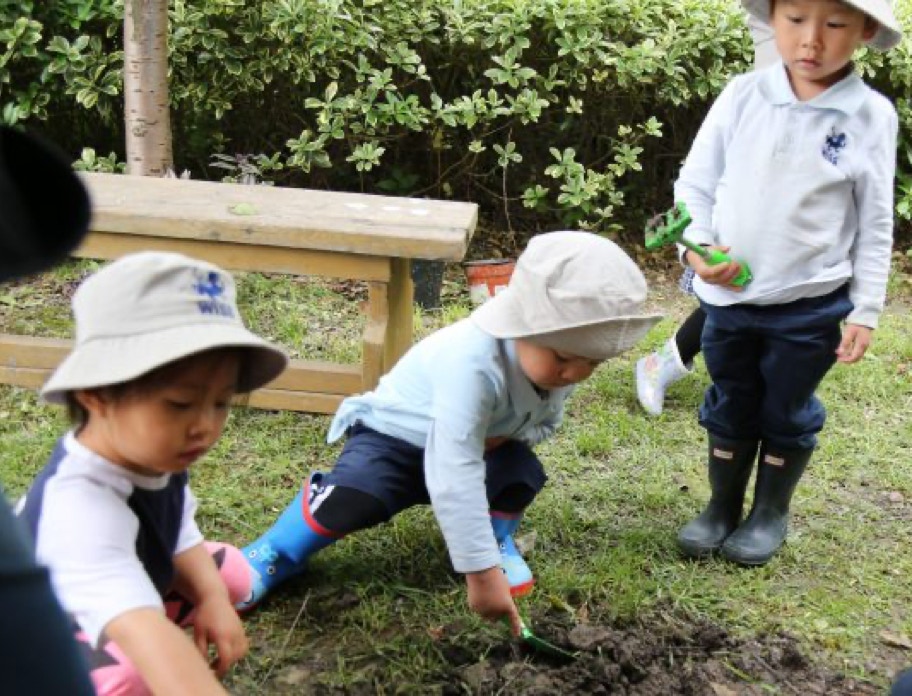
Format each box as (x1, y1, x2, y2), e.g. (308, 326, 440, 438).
(228, 203, 259, 215)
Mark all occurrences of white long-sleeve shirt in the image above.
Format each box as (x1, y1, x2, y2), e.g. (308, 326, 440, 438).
(327, 318, 570, 573)
(674, 62, 897, 328)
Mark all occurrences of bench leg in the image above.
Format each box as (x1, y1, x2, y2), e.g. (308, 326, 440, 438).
(383, 258, 414, 374)
(362, 282, 388, 391)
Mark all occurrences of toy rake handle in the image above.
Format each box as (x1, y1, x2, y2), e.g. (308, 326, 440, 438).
(680, 238, 736, 269)
(678, 237, 714, 260)
(681, 238, 753, 287)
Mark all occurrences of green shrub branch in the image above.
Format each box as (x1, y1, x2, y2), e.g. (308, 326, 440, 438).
(3, 0, 912, 247)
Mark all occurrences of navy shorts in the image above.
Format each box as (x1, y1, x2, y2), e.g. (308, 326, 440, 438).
(322, 424, 547, 516)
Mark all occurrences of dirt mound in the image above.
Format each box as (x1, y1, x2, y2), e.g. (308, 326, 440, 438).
(442, 616, 877, 695)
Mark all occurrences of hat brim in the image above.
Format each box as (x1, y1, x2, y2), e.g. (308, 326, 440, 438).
(41, 324, 288, 404)
(471, 284, 662, 360)
(529, 315, 663, 361)
(742, 0, 902, 50)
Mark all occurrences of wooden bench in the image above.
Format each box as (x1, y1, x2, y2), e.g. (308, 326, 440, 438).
(0, 172, 477, 413)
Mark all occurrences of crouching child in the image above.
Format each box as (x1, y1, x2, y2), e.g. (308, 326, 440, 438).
(238, 231, 661, 634)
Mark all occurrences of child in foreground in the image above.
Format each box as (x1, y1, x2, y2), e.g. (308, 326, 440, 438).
(17, 252, 287, 695)
(674, 0, 901, 565)
(237, 231, 662, 633)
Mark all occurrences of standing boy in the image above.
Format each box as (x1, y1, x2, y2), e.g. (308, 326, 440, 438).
(674, 0, 901, 565)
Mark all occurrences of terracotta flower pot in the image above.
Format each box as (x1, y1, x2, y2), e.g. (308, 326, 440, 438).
(463, 258, 516, 305)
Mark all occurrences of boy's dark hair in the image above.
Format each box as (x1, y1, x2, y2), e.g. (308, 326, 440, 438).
(64, 347, 248, 428)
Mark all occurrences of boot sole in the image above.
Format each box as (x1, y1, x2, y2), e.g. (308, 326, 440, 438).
(510, 579, 535, 598)
(677, 538, 724, 559)
(720, 546, 778, 566)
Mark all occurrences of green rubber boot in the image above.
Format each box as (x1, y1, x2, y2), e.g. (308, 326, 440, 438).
(721, 445, 812, 566)
(677, 437, 759, 558)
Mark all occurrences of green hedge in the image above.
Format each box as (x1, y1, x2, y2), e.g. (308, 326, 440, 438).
(3, 0, 912, 248)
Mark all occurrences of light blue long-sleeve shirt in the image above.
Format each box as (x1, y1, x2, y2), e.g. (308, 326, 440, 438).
(675, 62, 896, 328)
(327, 318, 571, 573)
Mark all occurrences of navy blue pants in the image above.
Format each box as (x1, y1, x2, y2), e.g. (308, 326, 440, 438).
(323, 424, 547, 517)
(698, 286, 853, 450)
(892, 669, 912, 696)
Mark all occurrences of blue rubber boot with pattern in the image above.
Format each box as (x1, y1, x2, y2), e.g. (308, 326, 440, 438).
(236, 472, 341, 612)
(491, 512, 534, 597)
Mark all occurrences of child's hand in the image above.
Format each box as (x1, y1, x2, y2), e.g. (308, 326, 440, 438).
(105, 607, 231, 695)
(686, 247, 745, 291)
(191, 595, 249, 677)
(171, 543, 249, 676)
(836, 324, 872, 364)
(465, 566, 523, 636)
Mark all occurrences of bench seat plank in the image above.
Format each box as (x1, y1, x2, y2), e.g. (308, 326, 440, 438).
(81, 173, 477, 262)
(74, 232, 392, 281)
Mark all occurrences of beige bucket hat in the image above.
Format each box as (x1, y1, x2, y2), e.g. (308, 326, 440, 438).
(471, 231, 662, 361)
(742, 0, 902, 51)
(41, 251, 288, 404)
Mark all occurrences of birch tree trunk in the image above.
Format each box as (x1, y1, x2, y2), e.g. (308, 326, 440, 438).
(123, 0, 173, 176)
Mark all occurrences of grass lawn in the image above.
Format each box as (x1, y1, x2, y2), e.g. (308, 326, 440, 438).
(1, 258, 910, 693)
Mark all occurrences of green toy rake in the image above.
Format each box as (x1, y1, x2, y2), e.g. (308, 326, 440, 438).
(504, 616, 578, 661)
(518, 617, 577, 661)
(644, 201, 752, 287)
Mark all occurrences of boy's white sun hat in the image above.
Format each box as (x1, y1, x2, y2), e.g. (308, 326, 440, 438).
(41, 251, 288, 404)
(742, 0, 902, 51)
(471, 231, 662, 361)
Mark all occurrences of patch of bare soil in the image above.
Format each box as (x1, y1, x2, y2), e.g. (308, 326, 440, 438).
(440, 615, 878, 695)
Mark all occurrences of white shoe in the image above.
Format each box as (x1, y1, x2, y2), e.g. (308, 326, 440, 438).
(635, 337, 692, 415)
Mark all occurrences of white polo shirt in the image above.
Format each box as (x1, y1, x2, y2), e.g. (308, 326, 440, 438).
(674, 63, 897, 328)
